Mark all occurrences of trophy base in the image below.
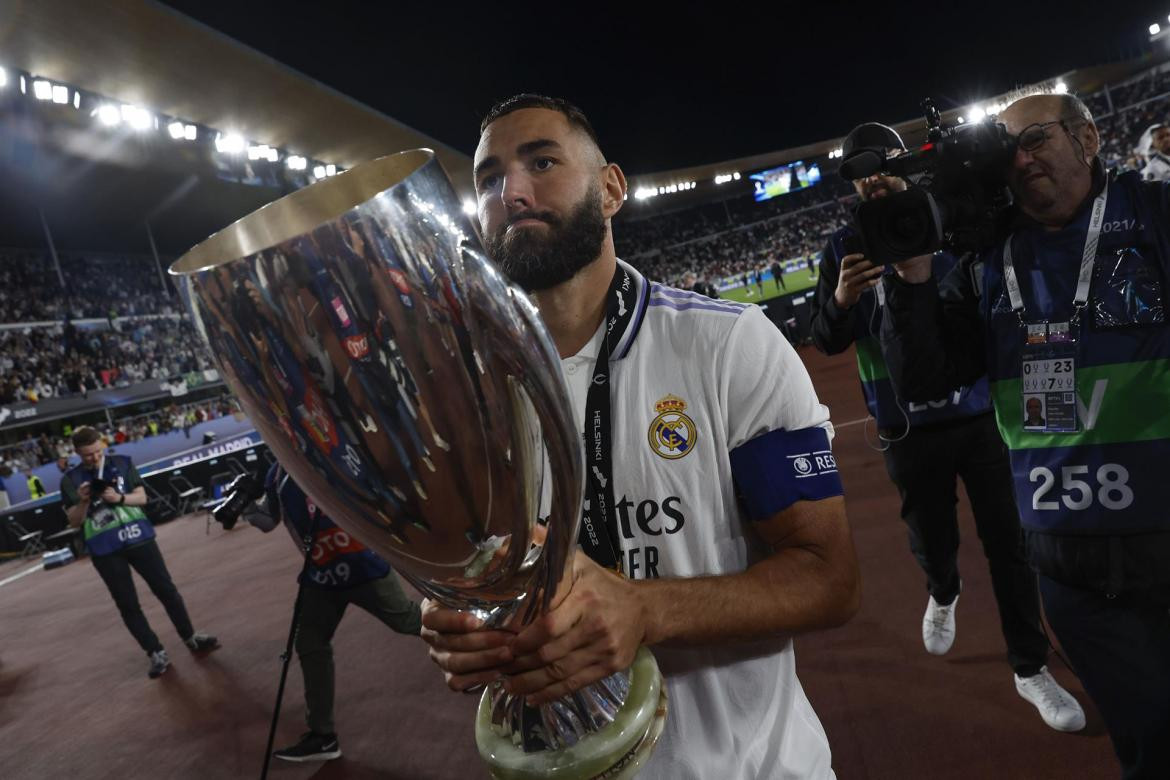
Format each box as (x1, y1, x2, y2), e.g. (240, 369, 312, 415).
(475, 647, 668, 780)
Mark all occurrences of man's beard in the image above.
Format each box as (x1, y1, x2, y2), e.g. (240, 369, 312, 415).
(487, 185, 607, 292)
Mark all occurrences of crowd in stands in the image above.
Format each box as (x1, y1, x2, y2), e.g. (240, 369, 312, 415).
(0, 316, 213, 405)
(1090, 67, 1170, 172)
(629, 200, 850, 287)
(0, 396, 238, 473)
(0, 251, 178, 322)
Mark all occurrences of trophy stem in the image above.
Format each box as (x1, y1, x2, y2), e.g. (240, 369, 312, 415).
(475, 647, 667, 780)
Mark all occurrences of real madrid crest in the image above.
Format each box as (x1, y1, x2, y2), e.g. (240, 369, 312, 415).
(648, 393, 698, 460)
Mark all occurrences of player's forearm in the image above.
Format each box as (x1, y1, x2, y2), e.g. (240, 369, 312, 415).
(122, 487, 147, 507)
(637, 539, 860, 647)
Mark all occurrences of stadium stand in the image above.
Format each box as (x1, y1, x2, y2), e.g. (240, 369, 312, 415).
(616, 63, 1170, 293)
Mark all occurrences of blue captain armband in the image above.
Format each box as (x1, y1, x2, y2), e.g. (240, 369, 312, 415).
(730, 426, 843, 521)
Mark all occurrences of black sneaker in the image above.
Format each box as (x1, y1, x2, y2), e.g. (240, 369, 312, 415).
(148, 649, 170, 679)
(184, 632, 220, 652)
(273, 732, 342, 762)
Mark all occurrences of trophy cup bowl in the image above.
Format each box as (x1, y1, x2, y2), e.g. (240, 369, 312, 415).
(170, 150, 665, 779)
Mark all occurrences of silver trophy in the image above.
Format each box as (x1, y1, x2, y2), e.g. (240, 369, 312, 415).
(171, 150, 665, 779)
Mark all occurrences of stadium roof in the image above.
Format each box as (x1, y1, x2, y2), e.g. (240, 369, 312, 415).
(1, 0, 472, 181)
(0, 0, 473, 256)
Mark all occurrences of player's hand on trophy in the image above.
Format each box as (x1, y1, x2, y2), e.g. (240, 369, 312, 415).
(420, 599, 515, 692)
(502, 551, 648, 706)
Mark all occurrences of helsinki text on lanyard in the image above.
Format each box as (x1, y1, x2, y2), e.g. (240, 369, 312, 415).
(578, 264, 634, 572)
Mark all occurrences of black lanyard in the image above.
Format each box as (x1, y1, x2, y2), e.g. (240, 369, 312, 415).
(577, 263, 636, 571)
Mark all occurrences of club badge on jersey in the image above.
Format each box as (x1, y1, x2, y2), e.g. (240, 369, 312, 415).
(647, 394, 698, 459)
(1004, 187, 1108, 435)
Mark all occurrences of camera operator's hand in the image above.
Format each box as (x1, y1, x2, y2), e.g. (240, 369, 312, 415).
(834, 253, 884, 309)
(100, 486, 122, 504)
(77, 482, 93, 503)
(421, 599, 515, 692)
(892, 254, 934, 284)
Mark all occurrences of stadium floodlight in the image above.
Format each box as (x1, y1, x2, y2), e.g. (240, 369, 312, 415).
(1053, 80, 1068, 94)
(0, 68, 6, 88)
(52, 85, 69, 104)
(32, 79, 53, 101)
(96, 104, 121, 126)
(967, 105, 987, 123)
(184, 124, 197, 140)
(957, 115, 966, 124)
(72, 91, 80, 109)
(633, 187, 657, 200)
(120, 104, 152, 130)
(247, 144, 266, 160)
(19, 75, 25, 94)
(462, 199, 476, 215)
(168, 121, 186, 139)
(215, 133, 246, 154)
(286, 155, 307, 170)
(733, 172, 740, 180)
(326, 164, 337, 176)
(266, 147, 278, 162)
(313, 164, 327, 179)
(1151, 23, 1162, 35)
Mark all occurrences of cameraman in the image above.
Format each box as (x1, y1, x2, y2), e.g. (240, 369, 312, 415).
(59, 426, 219, 679)
(882, 93, 1170, 777)
(243, 462, 421, 763)
(811, 122, 1081, 733)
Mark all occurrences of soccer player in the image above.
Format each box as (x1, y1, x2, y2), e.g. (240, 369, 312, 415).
(421, 94, 860, 779)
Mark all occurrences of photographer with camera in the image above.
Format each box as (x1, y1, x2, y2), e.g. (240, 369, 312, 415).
(59, 426, 219, 678)
(236, 462, 421, 763)
(881, 93, 1170, 777)
(810, 122, 1083, 732)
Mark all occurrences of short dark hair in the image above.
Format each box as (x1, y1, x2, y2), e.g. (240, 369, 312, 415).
(72, 426, 102, 449)
(480, 94, 603, 154)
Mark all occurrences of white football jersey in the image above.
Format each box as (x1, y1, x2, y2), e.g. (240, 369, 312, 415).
(550, 260, 840, 780)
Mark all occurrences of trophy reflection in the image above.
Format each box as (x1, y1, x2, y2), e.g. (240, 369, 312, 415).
(171, 150, 665, 779)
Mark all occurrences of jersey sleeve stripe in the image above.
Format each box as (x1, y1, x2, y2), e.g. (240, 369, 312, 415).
(649, 296, 746, 315)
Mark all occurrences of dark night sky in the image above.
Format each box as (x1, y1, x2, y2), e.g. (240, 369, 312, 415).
(159, 1, 1169, 174)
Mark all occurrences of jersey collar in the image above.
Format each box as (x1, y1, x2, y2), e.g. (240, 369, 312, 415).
(563, 258, 650, 363)
(610, 258, 650, 362)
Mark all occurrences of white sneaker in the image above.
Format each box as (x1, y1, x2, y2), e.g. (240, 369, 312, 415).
(1015, 666, 1086, 732)
(922, 593, 958, 655)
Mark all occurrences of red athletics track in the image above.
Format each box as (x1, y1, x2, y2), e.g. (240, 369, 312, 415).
(0, 344, 1116, 779)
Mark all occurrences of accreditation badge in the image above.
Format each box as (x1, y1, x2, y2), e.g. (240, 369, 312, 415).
(1020, 321, 1078, 433)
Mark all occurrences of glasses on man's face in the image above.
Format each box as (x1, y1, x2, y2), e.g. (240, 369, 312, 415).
(1017, 119, 1075, 153)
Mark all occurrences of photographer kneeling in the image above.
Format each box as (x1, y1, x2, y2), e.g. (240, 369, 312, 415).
(235, 463, 421, 762)
(881, 93, 1170, 778)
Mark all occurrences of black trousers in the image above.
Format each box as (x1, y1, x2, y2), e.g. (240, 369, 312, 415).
(1039, 576, 1170, 779)
(882, 413, 1049, 674)
(91, 539, 195, 655)
(295, 575, 422, 735)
